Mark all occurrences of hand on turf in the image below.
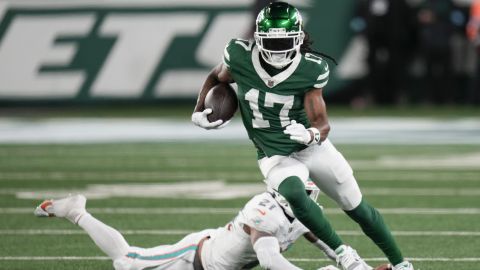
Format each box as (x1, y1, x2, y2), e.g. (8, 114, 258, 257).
(284, 120, 313, 145)
(191, 108, 224, 130)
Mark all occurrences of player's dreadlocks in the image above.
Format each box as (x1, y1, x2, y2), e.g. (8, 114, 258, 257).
(300, 31, 337, 65)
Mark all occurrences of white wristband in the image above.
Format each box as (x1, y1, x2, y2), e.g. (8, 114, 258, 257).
(307, 127, 321, 145)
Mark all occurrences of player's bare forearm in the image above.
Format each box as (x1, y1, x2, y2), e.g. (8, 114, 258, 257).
(193, 70, 220, 112)
(303, 231, 319, 243)
(194, 63, 234, 112)
(304, 88, 330, 142)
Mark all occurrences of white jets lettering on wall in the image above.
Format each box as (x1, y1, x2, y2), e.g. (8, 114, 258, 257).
(0, 12, 250, 98)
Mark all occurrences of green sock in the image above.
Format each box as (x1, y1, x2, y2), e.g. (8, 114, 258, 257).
(345, 199, 404, 265)
(278, 176, 343, 250)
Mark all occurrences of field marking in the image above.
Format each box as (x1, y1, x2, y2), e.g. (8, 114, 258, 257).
(0, 170, 479, 182)
(15, 188, 480, 199)
(0, 117, 479, 144)
(0, 172, 261, 181)
(291, 257, 480, 262)
(5, 181, 480, 200)
(0, 256, 479, 262)
(2, 173, 480, 183)
(1, 229, 480, 236)
(0, 256, 110, 261)
(353, 173, 480, 182)
(1, 153, 480, 170)
(362, 188, 480, 196)
(0, 229, 193, 235)
(13, 182, 267, 200)
(2, 207, 480, 215)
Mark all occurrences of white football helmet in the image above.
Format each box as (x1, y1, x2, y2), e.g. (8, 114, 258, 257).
(267, 179, 320, 218)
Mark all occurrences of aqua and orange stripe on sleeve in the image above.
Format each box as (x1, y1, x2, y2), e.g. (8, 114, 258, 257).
(126, 244, 198, 261)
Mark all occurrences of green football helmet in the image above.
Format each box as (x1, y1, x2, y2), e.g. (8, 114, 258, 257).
(254, 1, 305, 68)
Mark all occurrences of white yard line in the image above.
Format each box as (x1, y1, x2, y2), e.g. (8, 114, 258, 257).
(1, 156, 480, 170)
(362, 188, 480, 196)
(0, 117, 479, 144)
(291, 257, 480, 262)
(1, 174, 479, 183)
(1, 229, 479, 236)
(0, 256, 479, 262)
(0, 170, 478, 182)
(0, 172, 260, 181)
(4, 186, 480, 200)
(0, 229, 193, 235)
(2, 207, 480, 215)
(0, 256, 110, 261)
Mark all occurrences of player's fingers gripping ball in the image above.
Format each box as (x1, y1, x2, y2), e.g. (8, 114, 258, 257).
(192, 83, 237, 130)
(191, 108, 224, 130)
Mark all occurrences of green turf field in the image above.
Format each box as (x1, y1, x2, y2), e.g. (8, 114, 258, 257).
(1, 142, 479, 270)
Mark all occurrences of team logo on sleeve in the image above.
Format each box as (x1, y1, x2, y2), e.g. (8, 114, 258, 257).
(257, 209, 267, 216)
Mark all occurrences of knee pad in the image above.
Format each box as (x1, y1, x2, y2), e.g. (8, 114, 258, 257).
(278, 177, 306, 202)
(277, 176, 312, 217)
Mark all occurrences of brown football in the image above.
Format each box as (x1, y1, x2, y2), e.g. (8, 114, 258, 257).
(204, 83, 238, 122)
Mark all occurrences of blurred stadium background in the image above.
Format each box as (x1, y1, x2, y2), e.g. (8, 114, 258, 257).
(0, 0, 479, 269)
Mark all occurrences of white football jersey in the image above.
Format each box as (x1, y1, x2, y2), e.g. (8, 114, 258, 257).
(201, 192, 309, 270)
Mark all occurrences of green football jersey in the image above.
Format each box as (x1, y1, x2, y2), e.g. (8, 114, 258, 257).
(223, 39, 329, 159)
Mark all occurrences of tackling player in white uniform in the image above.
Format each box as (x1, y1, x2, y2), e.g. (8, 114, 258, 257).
(34, 181, 375, 270)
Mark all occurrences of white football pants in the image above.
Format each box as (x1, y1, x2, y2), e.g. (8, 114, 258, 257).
(258, 139, 362, 211)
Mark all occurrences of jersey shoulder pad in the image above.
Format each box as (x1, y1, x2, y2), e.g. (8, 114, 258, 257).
(223, 38, 254, 69)
(302, 53, 330, 89)
(240, 193, 283, 234)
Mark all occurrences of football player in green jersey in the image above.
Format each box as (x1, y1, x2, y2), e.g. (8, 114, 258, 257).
(193, 2, 413, 270)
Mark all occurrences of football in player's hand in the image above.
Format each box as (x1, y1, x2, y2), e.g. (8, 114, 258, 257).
(204, 83, 238, 122)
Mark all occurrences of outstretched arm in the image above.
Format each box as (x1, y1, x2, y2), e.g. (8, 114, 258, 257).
(246, 225, 303, 270)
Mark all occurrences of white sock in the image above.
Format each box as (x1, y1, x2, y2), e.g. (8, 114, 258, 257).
(77, 213, 130, 260)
